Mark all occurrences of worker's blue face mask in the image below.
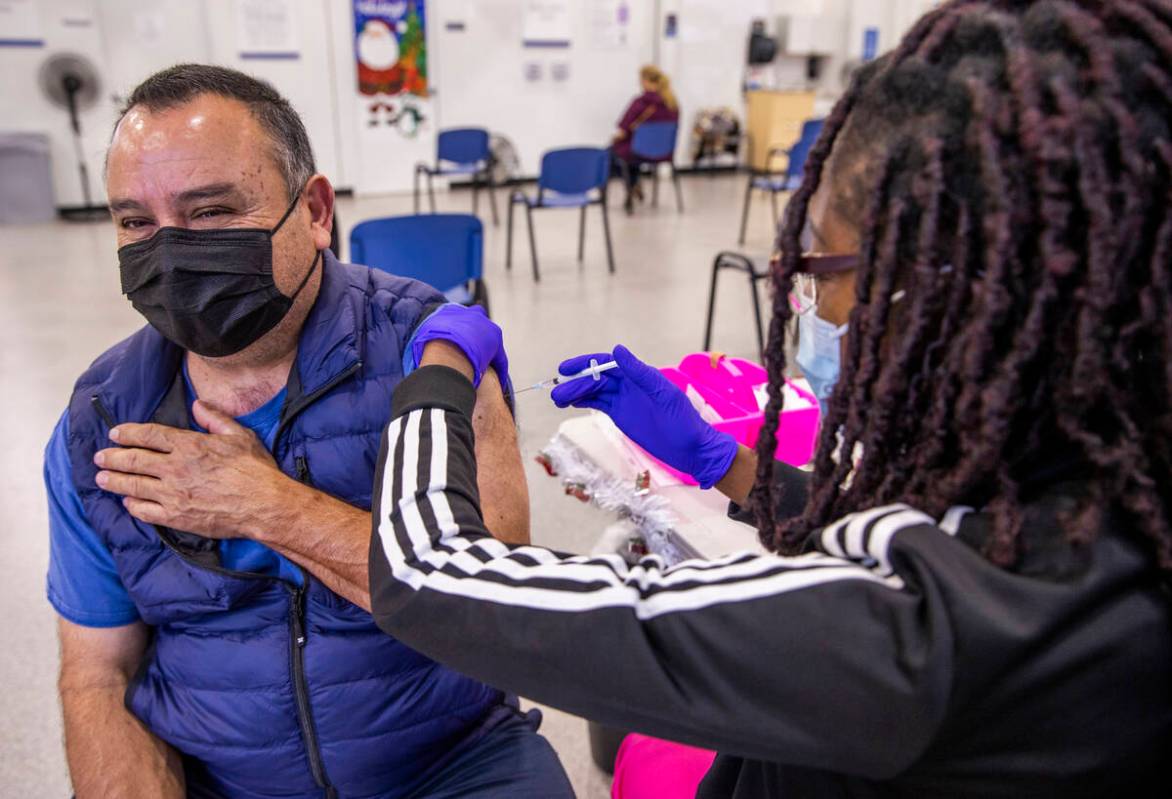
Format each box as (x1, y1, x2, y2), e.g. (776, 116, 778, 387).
(795, 311, 848, 419)
(117, 193, 318, 358)
(794, 284, 909, 420)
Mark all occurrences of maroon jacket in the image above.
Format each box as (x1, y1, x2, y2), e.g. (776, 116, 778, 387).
(614, 91, 679, 161)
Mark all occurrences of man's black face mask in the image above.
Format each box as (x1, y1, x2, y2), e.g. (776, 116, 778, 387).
(117, 193, 319, 358)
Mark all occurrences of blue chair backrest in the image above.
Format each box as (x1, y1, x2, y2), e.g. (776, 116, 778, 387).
(437, 128, 491, 166)
(631, 122, 678, 161)
(538, 147, 610, 196)
(786, 119, 825, 182)
(349, 213, 483, 294)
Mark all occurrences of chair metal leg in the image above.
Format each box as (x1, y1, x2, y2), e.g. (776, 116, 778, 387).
(652, 165, 660, 208)
(472, 178, 480, 215)
(749, 275, 766, 363)
(770, 190, 780, 232)
(472, 279, 491, 318)
(703, 256, 722, 351)
(506, 194, 515, 270)
(577, 205, 586, 263)
(599, 200, 615, 274)
(486, 171, 500, 226)
(672, 164, 684, 213)
(620, 161, 633, 213)
(524, 204, 540, 282)
(427, 172, 437, 213)
(738, 177, 753, 245)
(413, 166, 422, 214)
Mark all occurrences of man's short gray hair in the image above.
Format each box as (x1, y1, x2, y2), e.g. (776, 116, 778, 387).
(114, 64, 315, 200)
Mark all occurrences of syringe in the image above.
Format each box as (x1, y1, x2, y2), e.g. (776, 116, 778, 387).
(514, 358, 619, 394)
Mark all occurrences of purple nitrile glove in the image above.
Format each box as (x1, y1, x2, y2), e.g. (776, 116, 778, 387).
(411, 304, 509, 389)
(551, 345, 738, 489)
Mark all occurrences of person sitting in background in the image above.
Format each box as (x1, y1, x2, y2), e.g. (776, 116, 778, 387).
(45, 63, 572, 798)
(612, 65, 679, 213)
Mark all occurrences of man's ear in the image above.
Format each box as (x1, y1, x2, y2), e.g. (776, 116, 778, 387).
(304, 174, 335, 252)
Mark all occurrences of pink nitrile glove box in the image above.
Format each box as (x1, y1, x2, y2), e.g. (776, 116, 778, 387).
(639, 353, 821, 487)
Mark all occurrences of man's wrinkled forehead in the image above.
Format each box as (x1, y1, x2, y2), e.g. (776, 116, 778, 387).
(106, 94, 279, 195)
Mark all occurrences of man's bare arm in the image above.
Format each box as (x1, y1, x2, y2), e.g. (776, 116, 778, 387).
(58, 618, 185, 798)
(470, 369, 530, 544)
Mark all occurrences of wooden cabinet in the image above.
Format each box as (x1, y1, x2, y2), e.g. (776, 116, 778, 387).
(744, 90, 817, 172)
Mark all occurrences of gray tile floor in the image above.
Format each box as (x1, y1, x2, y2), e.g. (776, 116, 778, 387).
(0, 172, 778, 796)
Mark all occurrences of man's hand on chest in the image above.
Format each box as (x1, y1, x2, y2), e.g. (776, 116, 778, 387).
(93, 399, 296, 540)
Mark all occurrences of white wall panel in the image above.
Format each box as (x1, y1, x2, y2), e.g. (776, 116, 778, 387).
(429, 0, 655, 177)
(0, 0, 947, 205)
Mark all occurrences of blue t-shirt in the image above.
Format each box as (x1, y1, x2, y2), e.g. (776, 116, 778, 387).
(45, 379, 301, 628)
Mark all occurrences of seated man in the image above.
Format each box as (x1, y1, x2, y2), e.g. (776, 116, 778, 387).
(44, 63, 572, 798)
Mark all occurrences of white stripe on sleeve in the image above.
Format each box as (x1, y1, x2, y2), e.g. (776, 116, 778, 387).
(376, 409, 939, 621)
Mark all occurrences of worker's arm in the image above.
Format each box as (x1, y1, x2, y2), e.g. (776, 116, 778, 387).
(715, 444, 757, 506)
(58, 618, 185, 797)
(370, 351, 959, 780)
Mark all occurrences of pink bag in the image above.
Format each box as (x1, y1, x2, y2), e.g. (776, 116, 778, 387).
(612, 734, 717, 799)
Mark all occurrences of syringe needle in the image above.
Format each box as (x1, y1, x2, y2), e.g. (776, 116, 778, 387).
(511, 360, 619, 396)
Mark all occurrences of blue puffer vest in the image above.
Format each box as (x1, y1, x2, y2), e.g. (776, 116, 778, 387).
(66, 253, 504, 798)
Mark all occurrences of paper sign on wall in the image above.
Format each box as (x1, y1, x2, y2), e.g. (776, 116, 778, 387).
(589, 0, 629, 50)
(235, 0, 299, 59)
(522, 0, 571, 48)
(0, 0, 45, 46)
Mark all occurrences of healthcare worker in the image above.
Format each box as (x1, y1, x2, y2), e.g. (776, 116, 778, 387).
(366, 1, 1172, 796)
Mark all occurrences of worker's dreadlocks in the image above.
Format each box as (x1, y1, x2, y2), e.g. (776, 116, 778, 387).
(751, 0, 1172, 570)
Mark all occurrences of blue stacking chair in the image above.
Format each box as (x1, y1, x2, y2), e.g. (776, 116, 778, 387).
(414, 127, 499, 226)
(738, 119, 825, 244)
(349, 213, 490, 314)
(507, 147, 615, 281)
(627, 121, 684, 212)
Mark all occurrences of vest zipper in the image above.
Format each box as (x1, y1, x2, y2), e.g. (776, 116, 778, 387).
(287, 454, 331, 793)
(287, 579, 333, 794)
(273, 360, 364, 447)
(150, 532, 337, 793)
(91, 395, 116, 430)
(271, 366, 365, 798)
(148, 521, 338, 793)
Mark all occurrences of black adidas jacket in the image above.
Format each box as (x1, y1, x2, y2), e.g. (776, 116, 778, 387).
(369, 366, 1172, 798)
